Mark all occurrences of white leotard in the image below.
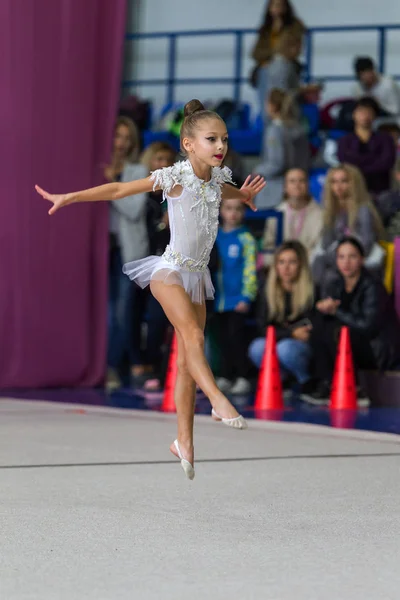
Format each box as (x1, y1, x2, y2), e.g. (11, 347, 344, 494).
(123, 160, 233, 304)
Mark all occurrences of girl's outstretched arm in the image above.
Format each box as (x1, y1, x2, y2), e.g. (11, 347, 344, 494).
(221, 175, 266, 212)
(35, 176, 157, 215)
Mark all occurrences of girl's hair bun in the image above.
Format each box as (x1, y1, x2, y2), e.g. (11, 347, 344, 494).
(183, 99, 205, 118)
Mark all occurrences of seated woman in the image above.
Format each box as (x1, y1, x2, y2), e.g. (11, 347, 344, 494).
(309, 236, 400, 400)
(262, 168, 323, 267)
(254, 89, 310, 208)
(311, 163, 385, 287)
(248, 240, 315, 391)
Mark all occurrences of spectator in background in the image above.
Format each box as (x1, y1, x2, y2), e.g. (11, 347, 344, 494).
(222, 148, 246, 187)
(140, 141, 176, 256)
(213, 198, 257, 395)
(377, 123, 400, 191)
(262, 168, 323, 267)
(255, 89, 310, 208)
(352, 57, 400, 117)
(251, 0, 305, 121)
(249, 241, 315, 393)
(311, 164, 385, 287)
(105, 117, 148, 389)
(337, 97, 396, 195)
(309, 237, 400, 401)
(265, 30, 302, 102)
(375, 124, 400, 234)
(132, 142, 177, 390)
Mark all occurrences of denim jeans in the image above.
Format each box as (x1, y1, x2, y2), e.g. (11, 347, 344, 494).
(248, 337, 312, 384)
(108, 260, 137, 368)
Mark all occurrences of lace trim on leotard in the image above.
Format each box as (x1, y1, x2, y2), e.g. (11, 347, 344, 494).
(149, 160, 234, 201)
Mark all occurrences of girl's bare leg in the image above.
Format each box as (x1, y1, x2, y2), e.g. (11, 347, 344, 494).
(151, 281, 240, 421)
(169, 329, 197, 466)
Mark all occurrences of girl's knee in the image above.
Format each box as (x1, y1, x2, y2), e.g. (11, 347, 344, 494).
(184, 325, 204, 350)
(277, 339, 293, 361)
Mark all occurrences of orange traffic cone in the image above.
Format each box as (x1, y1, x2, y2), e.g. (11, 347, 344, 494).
(162, 333, 178, 413)
(254, 326, 283, 412)
(329, 326, 357, 410)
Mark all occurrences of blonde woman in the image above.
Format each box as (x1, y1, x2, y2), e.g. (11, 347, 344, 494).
(248, 241, 314, 391)
(254, 89, 310, 208)
(311, 163, 385, 286)
(105, 117, 149, 385)
(262, 168, 323, 266)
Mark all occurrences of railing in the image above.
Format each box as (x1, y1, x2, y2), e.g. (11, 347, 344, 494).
(124, 24, 400, 106)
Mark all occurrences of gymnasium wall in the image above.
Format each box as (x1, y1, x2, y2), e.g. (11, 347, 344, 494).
(124, 0, 400, 113)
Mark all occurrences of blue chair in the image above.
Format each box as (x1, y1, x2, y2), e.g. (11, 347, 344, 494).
(309, 168, 327, 203)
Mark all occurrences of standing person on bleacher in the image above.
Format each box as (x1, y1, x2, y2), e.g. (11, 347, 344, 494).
(105, 117, 149, 389)
(251, 0, 305, 123)
(213, 197, 257, 395)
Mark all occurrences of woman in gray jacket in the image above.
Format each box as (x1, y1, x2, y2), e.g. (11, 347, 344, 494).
(106, 117, 149, 386)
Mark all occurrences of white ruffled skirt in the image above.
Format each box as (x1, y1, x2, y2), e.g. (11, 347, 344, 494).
(122, 255, 214, 305)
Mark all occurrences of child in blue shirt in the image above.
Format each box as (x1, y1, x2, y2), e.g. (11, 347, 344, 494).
(214, 197, 257, 394)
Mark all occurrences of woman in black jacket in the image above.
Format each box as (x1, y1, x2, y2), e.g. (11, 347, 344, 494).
(310, 236, 400, 399)
(248, 240, 315, 390)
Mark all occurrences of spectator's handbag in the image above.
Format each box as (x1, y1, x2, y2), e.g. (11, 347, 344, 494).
(379, 241, 395, 293)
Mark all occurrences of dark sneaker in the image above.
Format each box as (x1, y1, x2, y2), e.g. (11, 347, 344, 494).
(357, 387, 370, 408)
(301, 380, 330, 406)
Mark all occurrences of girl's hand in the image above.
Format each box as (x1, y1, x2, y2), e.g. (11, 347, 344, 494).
(240, 175, 266, 211)
(35, 185, 73, 215)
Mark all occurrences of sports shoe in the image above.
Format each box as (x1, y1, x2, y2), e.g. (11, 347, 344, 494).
(230, 377, 251, 395)
(216, 377, 233, 394)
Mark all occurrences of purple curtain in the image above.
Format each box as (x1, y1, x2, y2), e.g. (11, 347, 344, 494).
(0, 0, 127, 388)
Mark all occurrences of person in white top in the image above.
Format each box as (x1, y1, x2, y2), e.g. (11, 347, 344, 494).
(352, 57, 400, 116)
(261, 168, 323, 267)
(35, 99, 266, 480)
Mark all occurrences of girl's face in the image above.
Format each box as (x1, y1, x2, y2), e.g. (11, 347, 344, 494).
(114, 125, 132, 157)
(184, 118, 228, 167)
(336, 243, 363, 278)
(150, 150, 175, 172)
(285, 169, 308, 200)
(269, 0, 287, 18)
(330, 169, 351, 202)
(276, 249, 300, 284)
(220, 198, 244, 228)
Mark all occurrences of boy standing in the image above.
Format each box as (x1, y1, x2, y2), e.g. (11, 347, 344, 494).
(213, 198, 257, 394)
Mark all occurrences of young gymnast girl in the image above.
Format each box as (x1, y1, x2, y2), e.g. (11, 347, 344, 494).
(35, 99, 266, 480)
